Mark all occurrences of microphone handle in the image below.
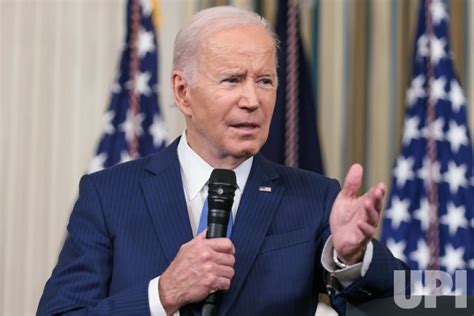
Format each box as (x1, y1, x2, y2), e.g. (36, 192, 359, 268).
(202, 208, 230, 316)
(206, 222, 228, 239)
(202, 293, 219, 316)
(206, 208, 230, 238)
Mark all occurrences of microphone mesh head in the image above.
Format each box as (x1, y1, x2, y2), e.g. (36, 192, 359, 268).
(208, 169, 237, 211)
(207, 169, 236, 236)
(209, 169, 237, 186)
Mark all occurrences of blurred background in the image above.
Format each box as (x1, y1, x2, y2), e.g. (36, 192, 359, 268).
(1, 0, 473, 314)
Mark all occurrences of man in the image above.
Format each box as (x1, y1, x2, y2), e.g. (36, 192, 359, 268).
(38, 6, 406, 315)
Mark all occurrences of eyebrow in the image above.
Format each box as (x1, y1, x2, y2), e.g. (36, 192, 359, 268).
(217, 68, 276, 79)
(219, 70, 245, 76)
(221, 71, 275, 77)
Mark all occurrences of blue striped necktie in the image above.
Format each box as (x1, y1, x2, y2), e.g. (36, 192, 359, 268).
(197, 199, 233, 238)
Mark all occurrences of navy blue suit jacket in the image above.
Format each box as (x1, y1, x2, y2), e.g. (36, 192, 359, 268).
(38, 138, 405, 315)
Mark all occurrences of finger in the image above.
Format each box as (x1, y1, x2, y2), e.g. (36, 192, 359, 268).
(341, 164, 363, 198)
(215, 265, 235, 280)
(361, 182, 385, 212)
(361, 186, 383, 223)
(362, 198, 379, 227)
(372, 183, 386, 211)
(368, 186, 385, 217)
(357, 220, 376, 239)
(215, 276, 232, 291)
(208, 238, 235, 254)
(213, 252, 235, 267)
(201, 261, 235, 279)
(203, 274, 232, 293)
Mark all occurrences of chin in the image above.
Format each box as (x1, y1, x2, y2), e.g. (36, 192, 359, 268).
(224, 137, 266, 160)
(230, 145, 260, 159)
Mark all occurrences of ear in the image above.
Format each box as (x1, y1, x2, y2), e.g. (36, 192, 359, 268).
(172, 70, 193, 117)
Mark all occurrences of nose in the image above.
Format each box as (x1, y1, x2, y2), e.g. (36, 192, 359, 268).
(238, 80, 259, 110)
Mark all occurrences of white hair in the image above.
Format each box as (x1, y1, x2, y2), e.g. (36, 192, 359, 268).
(172, 6, 279, 86)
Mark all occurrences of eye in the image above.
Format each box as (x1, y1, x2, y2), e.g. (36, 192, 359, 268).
(258, 77, 274, 86)
(222, 76, 240, 84)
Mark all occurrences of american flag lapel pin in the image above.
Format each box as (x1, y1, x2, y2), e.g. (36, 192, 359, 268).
(259, 186, 272, 192)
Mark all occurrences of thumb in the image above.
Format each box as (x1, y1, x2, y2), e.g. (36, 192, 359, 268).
(341, 164, 363, 198)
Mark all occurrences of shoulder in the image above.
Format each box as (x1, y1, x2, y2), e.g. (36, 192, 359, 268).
(86, 139, 180, 186)
(86, 154, 155, 185)
(258, 155, 340, 192)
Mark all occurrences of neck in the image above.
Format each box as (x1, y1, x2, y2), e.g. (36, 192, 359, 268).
(192, 146, 248, 170)
(185, 136, 250, 170)
(206, 156, 247, 170)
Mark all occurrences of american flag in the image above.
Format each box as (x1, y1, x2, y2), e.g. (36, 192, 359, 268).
(89, 0, 166, 173)
(382, 0, 474, 294)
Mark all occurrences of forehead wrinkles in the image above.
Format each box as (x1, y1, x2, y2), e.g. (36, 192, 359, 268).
(198, 36, 276, 74)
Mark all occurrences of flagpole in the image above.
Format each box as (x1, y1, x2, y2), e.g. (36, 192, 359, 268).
(285, 0, 299, 168)
(425, 0, 441, 272)
(129, 0, 141, 159)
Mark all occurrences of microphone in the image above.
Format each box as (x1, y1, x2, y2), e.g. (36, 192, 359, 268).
(202, 169, 237, 316)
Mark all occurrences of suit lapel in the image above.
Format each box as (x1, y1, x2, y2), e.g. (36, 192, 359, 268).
(220, 155, 284, 314)
(141, 144, 284, 313)
(141, 138, 194, 264)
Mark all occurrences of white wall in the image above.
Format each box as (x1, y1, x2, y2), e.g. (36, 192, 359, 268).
(0, 0, 189, 314)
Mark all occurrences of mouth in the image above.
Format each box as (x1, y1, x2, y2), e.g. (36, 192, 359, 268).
(230, 122, 260, 130)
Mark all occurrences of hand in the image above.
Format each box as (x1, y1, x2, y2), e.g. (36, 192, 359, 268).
(158, 230, 235, 314)
(329, 164, 386, 265)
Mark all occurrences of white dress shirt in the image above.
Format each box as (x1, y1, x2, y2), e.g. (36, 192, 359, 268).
(148, 132, 373, 315)
(148, 132, 252, 315)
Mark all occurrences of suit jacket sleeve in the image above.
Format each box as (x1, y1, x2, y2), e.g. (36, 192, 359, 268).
(37, 175, 150, 315)
(317, 177, 409, 315)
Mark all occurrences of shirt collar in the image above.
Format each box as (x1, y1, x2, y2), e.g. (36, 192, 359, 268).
(177, 132, 253, 200)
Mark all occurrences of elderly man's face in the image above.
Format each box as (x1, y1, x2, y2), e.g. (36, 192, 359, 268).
(179, 25, 277, 167)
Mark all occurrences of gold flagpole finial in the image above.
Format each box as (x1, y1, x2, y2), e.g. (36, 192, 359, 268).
(151, 0, 160, 32)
